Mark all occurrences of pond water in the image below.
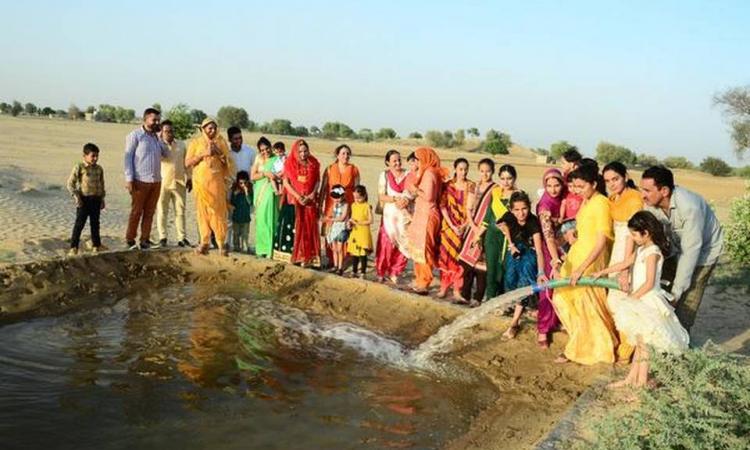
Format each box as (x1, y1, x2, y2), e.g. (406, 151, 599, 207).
(0, 284, 496, 450)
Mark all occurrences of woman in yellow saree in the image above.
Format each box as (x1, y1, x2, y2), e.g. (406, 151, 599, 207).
(186, 118, 235, 256)
(552, 164, 620, 365)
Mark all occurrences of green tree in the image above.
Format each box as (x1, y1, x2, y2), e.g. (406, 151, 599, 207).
(41, 106, 55, 116)
(467, 127, 480, 138)
(152, 102, 162, 112)
(55, 109, 67, 118)
(0, 102, 10, 114)
(714, 85, 750, 156)
(292, 125, 309, 137)
(595, 141, 637, 166)
(310, 126, 321, 136)
(94, 104, 135, 123)
(453, 129, 466, 146)
(733, 165, 750, 178)
(425, 130, 450, 147)
(358, 128, 374, 142)
(532, 147, 550, 156)
(268, 118, 294, 135)
(699, 156, 732, 176)
(663, 156, 694, 170)
(68, 104, 83, 120)
(376, 128, 398, 140)
(11, 101, 23, 117)
(549, 140, 577, 160)
(217, 105, 250, 129)
(164, 104, 196, 140)
(408, 131, 423, 139)
(636, 153, 660, 168)
(24, 103, 38, 115)
(321, 121, 355, 139)
(86, 105, 96, 114)
(190, 109, 207, 125)
(482, 129, 512, 155)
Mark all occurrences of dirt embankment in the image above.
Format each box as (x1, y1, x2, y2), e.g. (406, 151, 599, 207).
(0, 250, 602, 449)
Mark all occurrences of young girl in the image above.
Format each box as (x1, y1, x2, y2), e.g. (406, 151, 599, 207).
(559, 172, 582, 248)
(325, 184, 350, 275)
(593, 211, 689, 388)
(347, 185, 373, 278)
(497, 164, 519, 204)
(497, 191, 547, 339)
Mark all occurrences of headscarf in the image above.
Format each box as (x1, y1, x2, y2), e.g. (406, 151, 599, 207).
(284, 139, 320, 200)
(413, 147, 449, 186)
(537, 168, 564, 217)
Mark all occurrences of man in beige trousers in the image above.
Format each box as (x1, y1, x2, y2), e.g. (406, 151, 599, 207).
(156, 120, 192, 247)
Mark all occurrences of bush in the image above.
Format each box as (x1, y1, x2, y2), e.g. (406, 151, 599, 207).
(596, 141, 637, 166)
(93, 104, 135, 124)
(190, 109, 207, 125)
(11, 101, 23, 117)
(266, 119, 294, 136)
(358, 128, 374, 142)
(68, 104, 83, 120)
(425, 130, 451, 148)
(0, 102, 10, 114)
(376, 128, 398, 140)
(636, 153, 660, 168)
(549, 140, 577, 160)
(453, 129, 466, 146)
(321, 121, 355, 139)
(733, 166, 750, 178)
(24, 103, 38, 115)
(164, 104, 196, 140)
(292, 125, 309, 137)
(467, 127, 480, 138)
(408, 131, 423, 139)
(662, 156, 694, 170)
(482, 129, 512, 155)
(217, 105, 250, 129)
(700, 156, 733, 177)
(725, 186, 750, 266)
(577, 345, 750, 450)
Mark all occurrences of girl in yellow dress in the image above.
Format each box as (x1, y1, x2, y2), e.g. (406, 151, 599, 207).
(348, 185, 374, 279)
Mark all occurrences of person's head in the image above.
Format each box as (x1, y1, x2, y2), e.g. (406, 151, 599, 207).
(498, 164, 517, 191)
(384, 149, 401, 170)
(295, 139, 310, 161)
(478, 158, 495, 183)
(335, 144, 352, 164)
(235, 170, 250, 190)
(640, 165, 675, 208)
(453, 158, 469, 182)
(568, 164, 601, 200)
(82, 143, 100, 165)
(257, 136, 272, 157)
(628, 210, 670, 256)
(406, 152, 417, 172)
(272, 141, 286, 156)
(579, 158, 607, 195)
(560, 147, 582, 173)
(510, 191, 531, 223)
(602, 161, 636, 196)
(142, 107, 161, 132)
(542, 168, 564, 199)
(227, 126, 243, 149)
(354, 184, 368, 202)
(159, 119, 174, 143)
(330, 184, 345, 203)
(201, 117, 218, 139)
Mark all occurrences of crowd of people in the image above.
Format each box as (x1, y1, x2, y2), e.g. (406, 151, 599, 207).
(66, 108, 724, 388)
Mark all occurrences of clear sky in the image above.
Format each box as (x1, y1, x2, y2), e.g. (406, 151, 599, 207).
(1, 1, 748, 164)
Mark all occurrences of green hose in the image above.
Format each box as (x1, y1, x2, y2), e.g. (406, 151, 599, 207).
(531, 277, 621, 294)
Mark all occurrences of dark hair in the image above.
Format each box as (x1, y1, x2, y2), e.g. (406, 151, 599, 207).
(384, 149, 400, 166)
(82, 143, 100, 155)
(628, 210, 670, 256)
(227, 126, 242, 139)
(354, 184, 368, 201)
(335, 144, 352, 157)
(407, 152, 416, 162)
(236, 170, 250, 182)
(602, 161, 637, 189)
(330, 183, 345, 199)
(509, 190, 531, 209)
(143, 107, 160, 117)
(257, 136, 271, 149)
(272, 141, 286, 152)
(498, 164, 517, 180)
(580, 157, 598, 169)
(478, 158, 495, 172)
(453, 157, 469, 169)
(160, 119, 173, 128)
(568, 164, 606, 195)
(561, 148, 582, 164)
(642, 165, 675, 193)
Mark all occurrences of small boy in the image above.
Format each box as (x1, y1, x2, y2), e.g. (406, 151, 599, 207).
(230, 170, 253, 253)
(271, 141, 287, 194)
(66, 143, 106, 256)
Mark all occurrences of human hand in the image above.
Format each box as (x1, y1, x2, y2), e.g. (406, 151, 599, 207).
(125, 181, 134, 194)
(551, 266, 561, 280)
(100, 199, 105, 210)
(618, 271, 630, 292)
(569, 269, 583, 286)
(537, 273, 549, 285)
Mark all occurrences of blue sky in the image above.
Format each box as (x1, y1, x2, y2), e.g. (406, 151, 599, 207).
(1, 1, 749, 164)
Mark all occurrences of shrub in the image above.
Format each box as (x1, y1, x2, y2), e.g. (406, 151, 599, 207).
(467, 127, 480, 137)
(24, 103, 38, 115)
(376, 128, 398, 140)
(190, 109, 207, 125)
(725, 185, 750, 266)
(733, 165, 750, 178)
(425, 130, 451, 148)
(358, 128, 374, 142)
(577, 345, 750, 450)
(636, 153, 660, 168)
(217, 105, 250, 129)
(549, 140, 577, 160)
(11, 101, 23, 117)
(0, 102, 10, 114)
(453, 129, 466, 146)
(164, 104, 196, 140)
(321, 121, 355, 139)
(408, 131, 423, 139)
(68, 104, 83, 120)
(596, 141, 637, 166)
(482, 129, 512, 155)
(700, 156, 733, 177)
(662, 156, 694, 170)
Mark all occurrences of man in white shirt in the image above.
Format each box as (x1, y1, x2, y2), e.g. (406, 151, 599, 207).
(156, 120, 192, 248)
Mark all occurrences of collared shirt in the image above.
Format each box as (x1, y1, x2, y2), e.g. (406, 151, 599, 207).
(646, 186, 723, 299)
(160, 139, 190, 190)
(229, 144, 256, 179)
(67, 161, 105, 198)
(124, 126, 168, 183)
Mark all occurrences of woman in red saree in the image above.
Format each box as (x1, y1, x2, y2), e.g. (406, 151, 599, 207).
(283, 139, 321, 267)
(437, 158, 474, 299)
(407, 147, 447, 294)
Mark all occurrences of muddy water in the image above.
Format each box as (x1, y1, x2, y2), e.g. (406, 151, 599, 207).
(0, 284, 496, 450)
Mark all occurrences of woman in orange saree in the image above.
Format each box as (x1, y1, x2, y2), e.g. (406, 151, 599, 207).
(283, 139, 321, 267)
(185, 117, 235, 256)
(319, 144, 360, 266)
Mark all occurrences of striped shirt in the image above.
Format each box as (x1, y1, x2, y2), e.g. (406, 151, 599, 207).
(67, 161, 105, 198)
(124, 126, 168, 183)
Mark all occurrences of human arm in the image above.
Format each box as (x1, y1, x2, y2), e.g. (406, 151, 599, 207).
(671, 206, 705, 299)
(123, 132, 137, 192)
(533, 232, 548, 283)
(66, 165, 82, 206)
(591, 251, 636, 278)
(630, 253, 660, 299)
(569, 233, 608, 286)
(539, 210, 562, 278)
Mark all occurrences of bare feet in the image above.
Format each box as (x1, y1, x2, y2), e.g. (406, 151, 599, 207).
(436, 289, 448, 299)
(389, 275, 398, 285)
(194, 245, 209, 256)
(554, 354, 569, 364)
(537, 334, 550, 350)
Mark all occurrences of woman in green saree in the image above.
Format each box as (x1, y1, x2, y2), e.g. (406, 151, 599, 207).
(250, 137, 279, 258)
